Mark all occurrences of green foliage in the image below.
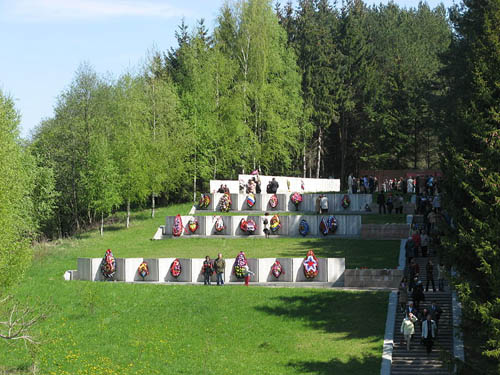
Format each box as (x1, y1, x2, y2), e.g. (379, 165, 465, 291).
(439, 0, 500, 372)
(0, 91, 34, 290)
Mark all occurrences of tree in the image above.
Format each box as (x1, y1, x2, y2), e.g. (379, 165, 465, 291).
(0, 90, 34, 291)
(439, 0, 500, 373)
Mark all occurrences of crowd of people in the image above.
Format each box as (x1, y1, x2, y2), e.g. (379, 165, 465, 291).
(398, 219, 446, 354)
(347, 174, 440, 195)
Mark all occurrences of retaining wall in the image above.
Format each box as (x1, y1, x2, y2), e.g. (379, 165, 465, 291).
(197, 193, 372, 213)
(344, 269, 403, 288)
(75, 257, 345, 285)
(360, 224, 410, 240)
(163, 214, 361, 238)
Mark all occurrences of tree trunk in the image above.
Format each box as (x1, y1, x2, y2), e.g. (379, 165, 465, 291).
(100, 212, 104, 236)
(151, 194, 155, 218)
(193, 152, 197, 202)
(414, 118, 418, 169)
(316, 127, 322, 178)
(303, 144, 307, 178)
(126, 199, 130, 228)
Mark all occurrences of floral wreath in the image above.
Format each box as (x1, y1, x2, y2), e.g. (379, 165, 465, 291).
(291, 192, 303, 210)
(299, 219, 309, 237)
(270, 215, 281, 232)
(303, 250, 319, 279)
(214, 216, 225, 232)
(170, 259, 182, 278)
(188, 218, 199, 233)
(341, 194, 351, 209)
(219, 192, 232, 212)
(172, 214, 183, 237)
(138, 261, 149, 279)
(233, 252, 248, 279)
(271, 260, 283, 278)
(269, 194, 279, 208)
(246, 193, 256, 208)
(100, 249, 116, 279)
(199, 194, 211, 209)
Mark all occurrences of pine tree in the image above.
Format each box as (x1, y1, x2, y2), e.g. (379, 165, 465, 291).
(439, 1, 500, 372)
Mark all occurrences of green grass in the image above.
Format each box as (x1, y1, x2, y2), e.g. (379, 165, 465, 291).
(1, 283, 388, 374)
(0, 203, 394, 374)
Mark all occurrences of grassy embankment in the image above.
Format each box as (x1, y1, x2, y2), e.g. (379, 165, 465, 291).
(0, 203, 397, 374)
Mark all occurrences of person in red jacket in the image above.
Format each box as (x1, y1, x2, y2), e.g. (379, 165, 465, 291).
(412, 230, 422, 256)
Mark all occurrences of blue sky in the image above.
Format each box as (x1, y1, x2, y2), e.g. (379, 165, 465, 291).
(0, 0, 457, 138)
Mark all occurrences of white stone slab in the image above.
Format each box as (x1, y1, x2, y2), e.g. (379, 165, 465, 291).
(258, 258, 293, 282)
(207, 215, 232, 236)
(327, 258, 345, 284)
(292, 257, 328, 282)
(116, 258, 143, 282)
(238, 175, 340, 193)
(209, 180, 241, 194)
(227, 258, 259, 283)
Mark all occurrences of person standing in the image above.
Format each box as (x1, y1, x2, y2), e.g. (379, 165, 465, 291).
(377, 191, 386, 214)
(386, 193, 394, 214)
(421, 231, 430, 257)
(398, 278, 409, 313)
(320, 195, 329, 214)
(348, 174, 353, 194)
(426, 259, 436, 292)
(412, 281, 425, 311)
(407, 176, 414, 194)
(243, 264, 255, 286)
(202, 256, 213, 285)
(214, 253, 226, 286)
(401, 313, 418, 351)
(262, 213, 270, 239)
(422, 314, 438, 355)
(438, 263, 445, 291)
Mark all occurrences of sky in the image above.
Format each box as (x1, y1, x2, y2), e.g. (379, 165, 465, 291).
(0, 0, 457, 138)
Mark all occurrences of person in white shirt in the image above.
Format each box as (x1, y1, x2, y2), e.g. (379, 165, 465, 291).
(407, 177, 414, 194)
(320, 195, 329, 214)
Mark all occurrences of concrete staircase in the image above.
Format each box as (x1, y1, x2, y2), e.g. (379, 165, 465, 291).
(391, 256, 453, 374)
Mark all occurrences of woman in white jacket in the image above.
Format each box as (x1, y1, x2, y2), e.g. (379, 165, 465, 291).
(400, 313, 418, 351)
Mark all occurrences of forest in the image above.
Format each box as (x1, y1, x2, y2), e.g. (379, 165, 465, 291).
(0, 0, 498, 371)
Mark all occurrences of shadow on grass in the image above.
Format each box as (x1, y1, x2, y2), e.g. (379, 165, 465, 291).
(255, 291, 387, 339)
(287, 354, 381, 375)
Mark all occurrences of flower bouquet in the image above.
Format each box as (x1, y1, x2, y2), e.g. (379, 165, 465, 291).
(299, 219, 309, 237)
(341, 194, 351, 209)
(172, 214, 183, 237)
(219, 192, 232, 212)
(291, 192, 303, 211)
(234, 251, 248, 279)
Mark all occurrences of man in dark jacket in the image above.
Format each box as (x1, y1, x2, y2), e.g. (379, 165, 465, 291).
(202, 256, 213, 285)
(214, 253, 226, 286)
(377, 191, 386, 214)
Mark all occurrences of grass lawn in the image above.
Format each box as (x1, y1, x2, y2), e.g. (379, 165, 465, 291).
(0, 203, 394, 374)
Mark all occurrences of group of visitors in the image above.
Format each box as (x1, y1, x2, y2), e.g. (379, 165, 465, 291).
(217, 184, 230, 194)
(347, 174, 440, 195)
(398, 227, 446, 354)
(201, 253, 255, 286)
(202, 253, 226, 286)
(376, 191, 405, 214)
(347, 175, 378, 194)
